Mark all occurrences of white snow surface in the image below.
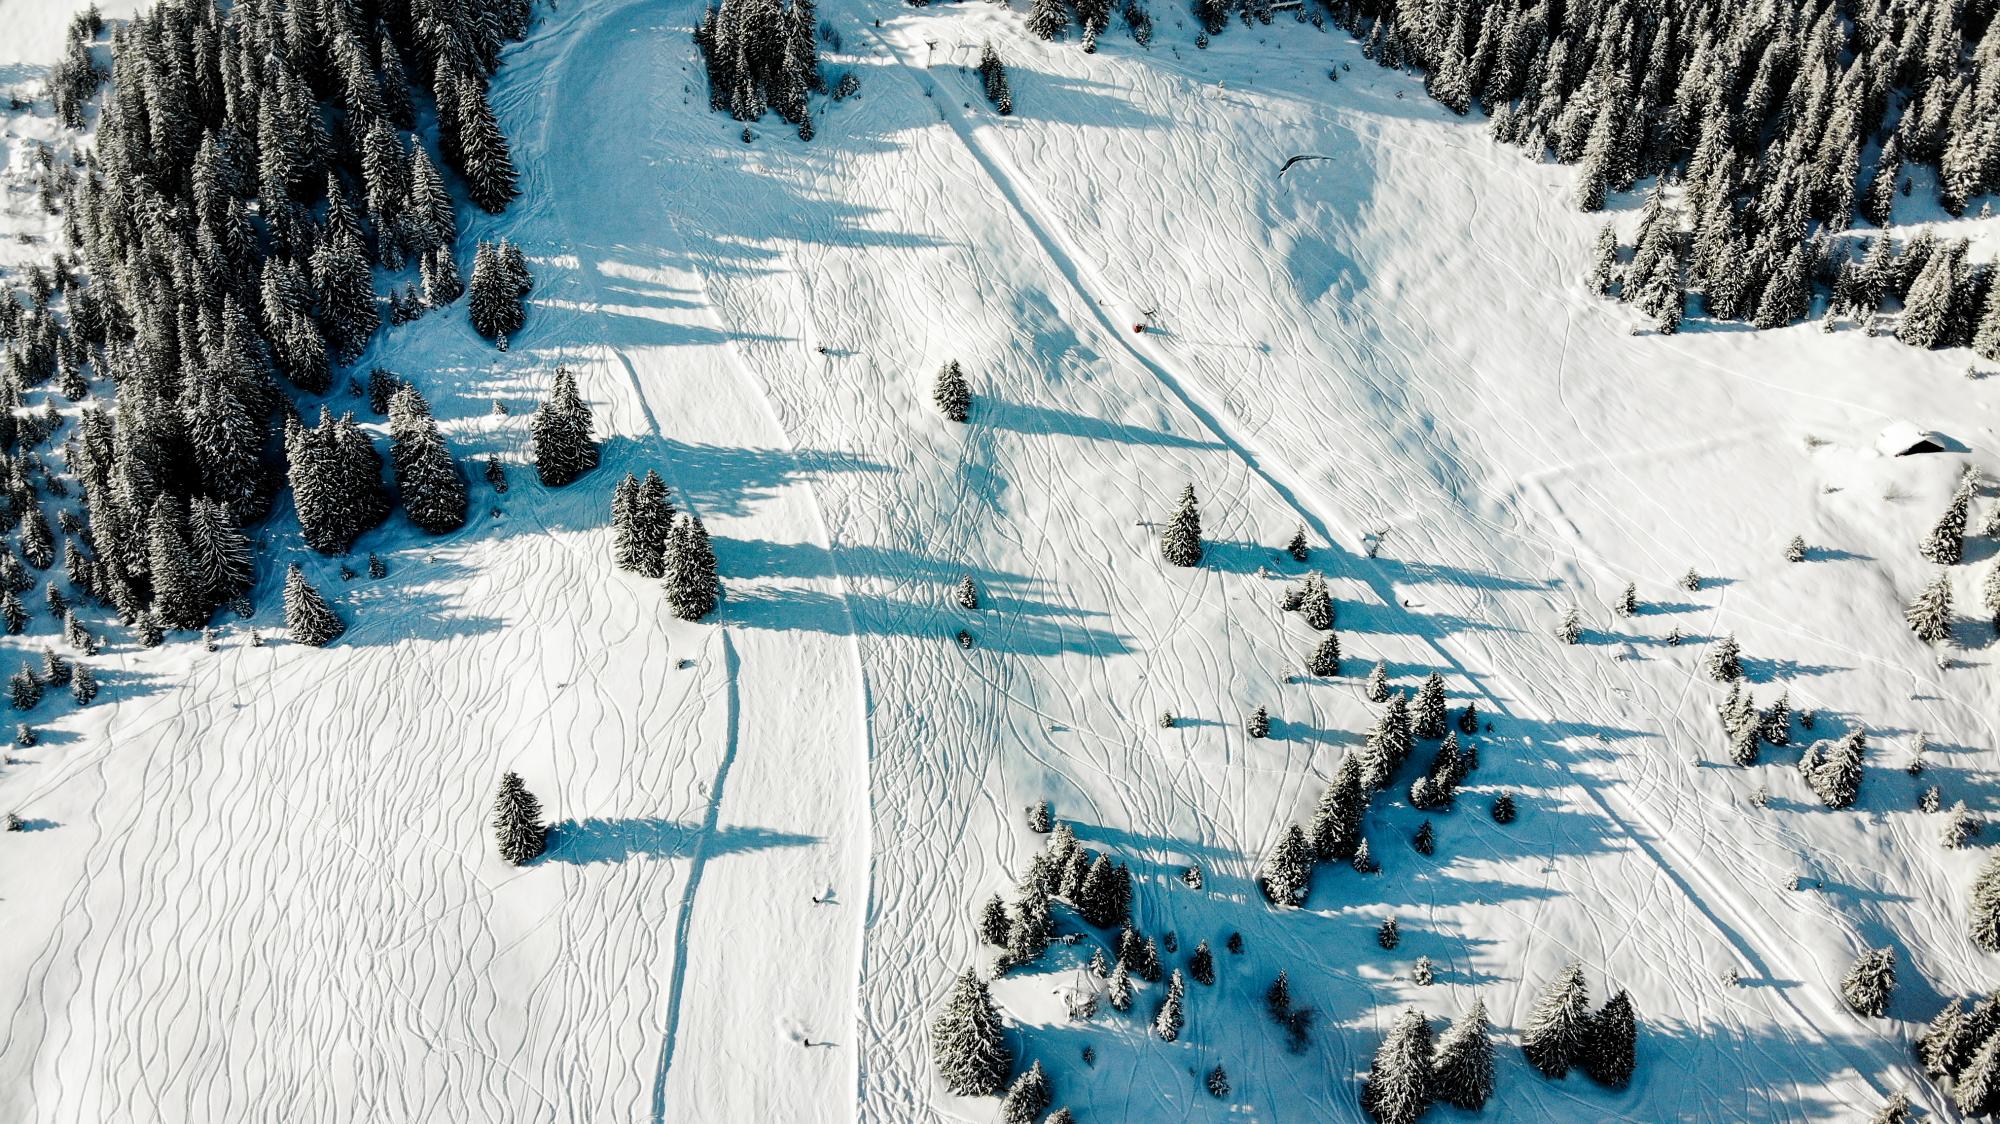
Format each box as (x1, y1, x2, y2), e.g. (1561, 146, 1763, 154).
(3, 0, 2000, 1121)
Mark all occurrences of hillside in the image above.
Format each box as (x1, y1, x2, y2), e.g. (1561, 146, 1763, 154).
(3, 0, 2000, 1120)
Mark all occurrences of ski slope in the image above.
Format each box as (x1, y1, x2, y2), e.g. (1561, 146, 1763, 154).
(5, 0, 2000, 1119)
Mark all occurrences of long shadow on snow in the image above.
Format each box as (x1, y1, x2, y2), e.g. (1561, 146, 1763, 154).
(541, 817, 816, 864)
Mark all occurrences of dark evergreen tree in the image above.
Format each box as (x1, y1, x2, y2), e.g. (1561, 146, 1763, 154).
(1259, 822, 1313, 906)
(1412, 672, 1447, 739)
(979, 893, 1011, 946)
(664, 513, 721, 621)
(469, 240, 528, 345)
(491, 770, 547, 865)
(533, 368, 598, 486)
(71, 661, 97, 705)
(1365, 659, 1390, 702)
(978, 43, 1013, 115)
(1306, 631, 1341, 678)
(1246, 705, 1270, 738)
(1190, 939, 1215, 985)
(1432, 997, 1494, 1110)
(1026, 0, 1069, 39)
(1842, 947, 1896, 1018)
(935, 360, 971, 422)
(1971, 853, 2000, 952)
(1705, 633, 1743, 682)
(1161, 484, 1202, 566)
(147, 497, 205, 630)
(1582, 989, 1637, 1087)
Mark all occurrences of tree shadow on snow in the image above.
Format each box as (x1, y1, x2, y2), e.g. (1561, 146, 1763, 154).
(540, 817, 816, 864)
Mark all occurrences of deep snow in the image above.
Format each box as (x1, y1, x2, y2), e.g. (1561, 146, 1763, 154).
(4, 0, 2000, 1120)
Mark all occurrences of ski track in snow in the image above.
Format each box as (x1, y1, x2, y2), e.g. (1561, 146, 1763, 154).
(4, 0, 2000, 1119)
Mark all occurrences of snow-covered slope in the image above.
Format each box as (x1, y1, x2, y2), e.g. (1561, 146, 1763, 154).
(4, 0, 2000, 1120)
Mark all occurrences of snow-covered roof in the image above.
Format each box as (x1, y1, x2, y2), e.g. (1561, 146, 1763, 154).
(1876, 421, 1953, 456)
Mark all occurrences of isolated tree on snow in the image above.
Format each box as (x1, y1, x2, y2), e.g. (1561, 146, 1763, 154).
(1842, 947, 1896, 1017)
(1259, 822, 1312, 906)
(1287, 524, 1309, 562)
(1161, 484, 1203, 566)
(1190, 940, 1215, 985)
(978, 43, 1012, 115)
(1154, 969, 1186, 1041)
(1377, 915, 1400, 949)
(1432, 998, 1494, 1110)
(1206, 1065, 1230, 1098)
(1521, 964, 1591, 1077)
(1362, 1008, 1434, 1124)
(533, 368, 598, 486)
(664, 513, 722, 621)
(999, 1061, 1052, 1124)
(1786, 535, 1807, 563)
(1306, 632, 1341, 677)
(1603, 584, 1633, 622)
(933, 969, 1012, 1095)
(935, 360, 971, 422)
(1946, 801, 1982, 849)
(283, 564, 345, 647)
(1246, 705, 1270, 738)
(1705, 633, 1743, 681)
(491, 770, 548, 864)
(1556, 607, 1582, 644)
(1365, 660, 1390, 702)
(956, 575, 979, 610)
(1970, 854, 2000, 952)
(1907, 573, 1954, 645)
(71, 662, 97, 706)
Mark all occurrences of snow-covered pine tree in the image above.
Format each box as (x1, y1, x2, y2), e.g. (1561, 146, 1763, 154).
(1025, 0, 1069, 40)
(1906, 573, 1954, 645)
(1299, 572, 1334, 630)
(1869, 1090, 1911, 1124)
(664, 513, 722, 621)
(1412, 672, 1447, 739)
(7, 665, 39, 711)
(1589, 223, 1620, 296)
(1521, 964, 1591, 1078)
(1946, 801, 1982, 849)
(1432, 997, 1494, 1110)
(1841, 947, 1896, 1017)
(147, 497, 205, 630)
(1921, 491, 1971, 565)
(1160, 484, 1203, 566)
(389, 386, 468, 534)
(1361, 1008, 1434, 1124)
(452, 73, 519, 213)
(611, 473, 643, 571)
(1613, 581, 1637, 616)
(1900, 248, 1960, 350)
(186, 497, 251, 616)
(1309, 759, 1365, 861)
(1154, 969, 1186, 1041)
(1801, 728, 1865, 809)
(1003, 882, 1054, 970)
(1205, 1065, 1230, 1098)
(469, 241, 527, 344)
(533, 368, 598, 486)
(1306, 632, 1341, 677)
(491, 769, 548, 864)
(1259, 822, 1313, 906)
(1286, 524, 1309, 562)
(1246, 705, 1270, 738)
(71, 662, 97, 705)
(1107, 958, 1133, 1011)
(1556, 607, 1582, 644)
(979, 894, 1010, 946)
(978, 43, 1013, 115)
(1412, 820, 1435, 855)
(998, 1061, 1052, 1124)
(1971, 854, 2000, 952)
(1705, 633, 1743, 681)
(283, 563, 345, 647)
(1365, 660, 1390, 702)
(956, 575, 979, 610)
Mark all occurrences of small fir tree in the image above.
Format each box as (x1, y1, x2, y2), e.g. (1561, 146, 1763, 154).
(1161, 484, 1203, 567)
(283, 564, 345, 647)
(1841, 947, 1896, 1018)
(932, 969, 1013, 1095)
(935, 360, 971, 422)
(491, 770, 547, 865)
